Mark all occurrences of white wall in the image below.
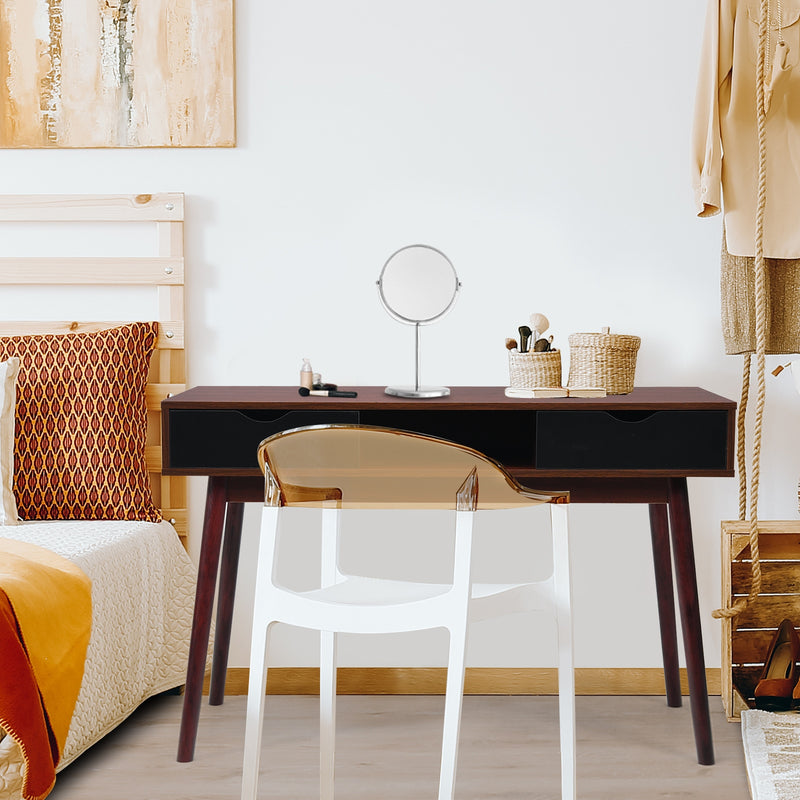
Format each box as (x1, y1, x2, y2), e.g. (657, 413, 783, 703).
(3, 0, 800, 671)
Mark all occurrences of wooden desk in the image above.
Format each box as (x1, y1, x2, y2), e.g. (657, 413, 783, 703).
(163, 386, 736, 766)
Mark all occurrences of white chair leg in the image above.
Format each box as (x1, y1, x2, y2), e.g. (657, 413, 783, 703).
(438, 505, 475, 800)
(320, 630, 337, 800)
(557, 663, 576, 800)
(320, 506, 341, 799)
(242, 620, 274, 800)
(550, 504, 575, 800)
(438, 620, 469, 800)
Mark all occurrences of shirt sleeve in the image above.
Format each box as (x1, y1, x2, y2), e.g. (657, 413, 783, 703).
(691, 0, 733, 218)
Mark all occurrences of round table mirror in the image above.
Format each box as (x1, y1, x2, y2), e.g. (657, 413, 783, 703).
(377, 244, 460, 398)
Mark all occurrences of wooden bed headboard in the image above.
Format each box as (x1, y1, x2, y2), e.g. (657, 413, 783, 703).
(0, 193, 187, 543)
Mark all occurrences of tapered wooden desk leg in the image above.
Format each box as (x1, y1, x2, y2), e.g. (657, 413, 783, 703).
(177, 477, 227, 763)
(649, 503, 682, 708)
(209, 501, 245, 705)
(667, 478, 714, 766)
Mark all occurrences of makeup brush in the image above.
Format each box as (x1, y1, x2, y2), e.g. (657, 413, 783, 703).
(505, 337, 518, 351)
(298, 387, 358, 398)
(518, 325, 532, 353)
(529, 313, 549, 342)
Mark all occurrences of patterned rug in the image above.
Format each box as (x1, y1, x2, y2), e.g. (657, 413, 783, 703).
(742, 710, 800, 799)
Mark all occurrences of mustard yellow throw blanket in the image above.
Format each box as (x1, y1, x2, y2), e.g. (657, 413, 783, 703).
(0, 538, 92, 800)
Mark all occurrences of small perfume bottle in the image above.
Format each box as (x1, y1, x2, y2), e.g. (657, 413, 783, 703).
(300, 358, 313, 389)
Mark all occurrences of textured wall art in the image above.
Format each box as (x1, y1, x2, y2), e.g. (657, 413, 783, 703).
(0, 0, 234, 148)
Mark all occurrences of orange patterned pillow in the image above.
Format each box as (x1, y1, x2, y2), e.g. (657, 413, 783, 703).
(0, 323, 161, 522)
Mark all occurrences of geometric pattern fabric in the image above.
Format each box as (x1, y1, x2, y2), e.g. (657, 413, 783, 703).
(0, 323, 161, 522)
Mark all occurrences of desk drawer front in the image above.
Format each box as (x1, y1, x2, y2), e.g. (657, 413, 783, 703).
(359, 409, 537, 466)
(166, 409, 359, 470)
(535, 409, 730, 471)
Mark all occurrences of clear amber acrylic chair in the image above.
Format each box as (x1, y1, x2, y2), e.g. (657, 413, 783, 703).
(241, 424, 575, 800)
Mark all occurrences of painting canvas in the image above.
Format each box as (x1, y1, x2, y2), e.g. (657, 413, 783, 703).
(0, 0, 234, 148)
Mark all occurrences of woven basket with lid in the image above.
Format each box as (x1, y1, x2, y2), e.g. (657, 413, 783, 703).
(567, 327, 640, 395)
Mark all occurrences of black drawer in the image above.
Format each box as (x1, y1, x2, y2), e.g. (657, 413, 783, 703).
(166, 409, 359, 470)
(359, 409, 537, 466)
(535, 409, 730, 471)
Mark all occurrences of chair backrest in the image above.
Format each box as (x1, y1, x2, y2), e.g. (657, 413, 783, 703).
(257, 424, 567, 510)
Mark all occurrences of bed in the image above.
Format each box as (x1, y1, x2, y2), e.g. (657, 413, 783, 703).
(0, 194, 195, 800)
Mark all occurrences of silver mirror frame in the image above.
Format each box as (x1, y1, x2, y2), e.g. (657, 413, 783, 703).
(376, 244, 461, 399)
(377, 244, 460, 325)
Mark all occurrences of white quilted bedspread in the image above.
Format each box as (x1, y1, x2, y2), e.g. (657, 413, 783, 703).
(0, 520, 197, 799)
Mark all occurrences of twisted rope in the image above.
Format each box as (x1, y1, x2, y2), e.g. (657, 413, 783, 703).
(736, 355, 751, 521)
(713, 0, 769, 620)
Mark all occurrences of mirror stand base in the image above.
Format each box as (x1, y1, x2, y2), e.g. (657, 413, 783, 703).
(385, 385, 451, 399)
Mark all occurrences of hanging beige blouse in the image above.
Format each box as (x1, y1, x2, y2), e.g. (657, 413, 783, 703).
(692, 0, 800, 258)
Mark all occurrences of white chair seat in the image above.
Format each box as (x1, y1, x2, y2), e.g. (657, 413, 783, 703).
(272, 578, 555, 636)
(296, 576, 548, 607)
(300, 575, 450, 607)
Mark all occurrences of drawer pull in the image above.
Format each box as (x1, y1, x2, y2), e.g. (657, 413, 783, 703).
(607, 411, 658, 423)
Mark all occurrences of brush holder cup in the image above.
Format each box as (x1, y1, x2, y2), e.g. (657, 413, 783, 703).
(508, 350, 562, 389)
(567, 329, 640, 395)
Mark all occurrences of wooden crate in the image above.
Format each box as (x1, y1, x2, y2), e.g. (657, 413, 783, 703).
(722, 520, 800, 720)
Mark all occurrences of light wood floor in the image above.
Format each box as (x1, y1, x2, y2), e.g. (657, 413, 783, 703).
(49, 694, 750, 799)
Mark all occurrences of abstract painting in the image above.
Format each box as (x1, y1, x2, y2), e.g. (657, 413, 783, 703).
(0, 0, 234, 148)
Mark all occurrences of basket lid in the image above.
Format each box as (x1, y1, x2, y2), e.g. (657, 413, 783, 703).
(568, 330, 641, 350)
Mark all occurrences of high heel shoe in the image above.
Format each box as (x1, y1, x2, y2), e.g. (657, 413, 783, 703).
(754, 619, 800, 711)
